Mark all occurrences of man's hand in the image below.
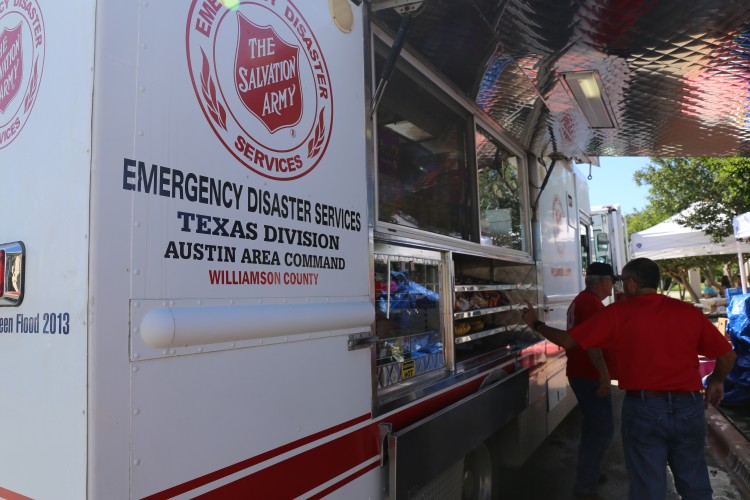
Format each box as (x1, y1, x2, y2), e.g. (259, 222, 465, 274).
(521, 300, 538, 327)
(704, 349, 737, 408)
(596, 375, 612, 397)
(587, 348, 611, 398)
(704, 375, 725, 408)
(520, 302, 578, 349)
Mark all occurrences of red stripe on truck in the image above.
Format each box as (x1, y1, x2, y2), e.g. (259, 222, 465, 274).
(0, 487, 33, 500)
(145, 365, 519, 498)
(194, 425, 380, 498)
(143, 413, 373, 499)
(308, 460, 381, 500)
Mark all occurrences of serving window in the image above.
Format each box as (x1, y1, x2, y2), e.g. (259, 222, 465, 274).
(373, 45, 528, 254)
(476, 128, 526, 251)
(375, 53, 473, 241)
(373, 245, 446, 394)
(370, 35, 534, 412)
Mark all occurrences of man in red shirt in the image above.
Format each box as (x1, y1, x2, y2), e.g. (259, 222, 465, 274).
(566, 262, 618, 499)
(522, 258, 735, 500)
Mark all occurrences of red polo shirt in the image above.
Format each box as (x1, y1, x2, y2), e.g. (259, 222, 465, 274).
(569, 293, 732, 391)
(565, 289, 618, 380)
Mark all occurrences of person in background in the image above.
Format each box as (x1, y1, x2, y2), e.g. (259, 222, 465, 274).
(566, 262, 619, 500)
(702, 279, 718, 298)
(522, 258, 736, 500)
(720, 275, 731, 297)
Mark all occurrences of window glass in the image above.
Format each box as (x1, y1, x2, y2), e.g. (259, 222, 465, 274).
(580, 222, 591, 270)
(476, 129, 525, 250)
(374, 252, 444, 389)
(592, 213, 611, 264)
(376, 60, 472, 240)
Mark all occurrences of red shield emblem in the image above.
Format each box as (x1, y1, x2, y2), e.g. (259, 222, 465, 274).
(235, 13, 302, 133)
(0, 23, 23, 115)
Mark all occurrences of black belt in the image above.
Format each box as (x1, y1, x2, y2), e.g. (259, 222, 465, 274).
(625, 390, 701, 399)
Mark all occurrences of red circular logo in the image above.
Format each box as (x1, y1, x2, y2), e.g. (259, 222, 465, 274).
(186, 1, 333, 180)
(0, 0, 45, 150)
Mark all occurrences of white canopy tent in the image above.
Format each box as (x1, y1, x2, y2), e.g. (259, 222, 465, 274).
(631, 209, 750, 260)
(733, 211, 750, 292)
(733, 211, 750, 239)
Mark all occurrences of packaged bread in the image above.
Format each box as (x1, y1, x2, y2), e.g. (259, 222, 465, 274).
(454, 321, 471, 336)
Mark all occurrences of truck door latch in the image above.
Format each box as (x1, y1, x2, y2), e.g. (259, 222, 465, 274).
(348, 333, 378, 350)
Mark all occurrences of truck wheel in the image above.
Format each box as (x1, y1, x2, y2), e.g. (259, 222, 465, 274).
(461, 442, 500, 500)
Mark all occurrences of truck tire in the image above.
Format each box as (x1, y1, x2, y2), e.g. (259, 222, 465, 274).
(461, 441, 501, 500)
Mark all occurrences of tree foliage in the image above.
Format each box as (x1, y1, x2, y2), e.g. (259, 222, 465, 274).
(633, 157, 750, 241)
(657, 254, 738, 302)
(623, 157, 750, 301)
(625, 206, 671, 235)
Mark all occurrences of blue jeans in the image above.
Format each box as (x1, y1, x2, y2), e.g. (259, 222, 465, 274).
(621, 393, 712, 500)
(569, 377, 615, 494)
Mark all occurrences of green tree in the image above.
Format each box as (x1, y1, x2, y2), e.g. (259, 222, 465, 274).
(625, 206, 670, 235)
(633, 157, 750, 241)
(657, 255, 737, 302)
(624, 157, 750, 302)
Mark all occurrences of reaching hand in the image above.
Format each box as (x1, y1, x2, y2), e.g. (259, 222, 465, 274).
(521, 300, 538, 327)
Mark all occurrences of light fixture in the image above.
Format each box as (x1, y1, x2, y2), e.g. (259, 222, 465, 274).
(384, 120, 433, 142)
(329, 0, 354, 33)
(561, 71, 616, 129)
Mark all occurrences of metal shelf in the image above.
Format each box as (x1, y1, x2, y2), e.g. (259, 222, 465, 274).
(453, 322, 522, 344)
(453, 304, 516, 319)
(454, 283, 536, 292)
(377, 351, 445, 388)
(454, 325, 507, 344)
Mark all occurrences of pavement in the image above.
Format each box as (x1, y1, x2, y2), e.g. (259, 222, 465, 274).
(708, 405, 750, 499)
(706, 315, 750, 498)
(498, 388, 750, 499)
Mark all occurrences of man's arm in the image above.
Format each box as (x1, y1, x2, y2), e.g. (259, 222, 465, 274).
(521, 301, 578, 350)
(586, 348, 612, 397)
(705, 349, 737, 408)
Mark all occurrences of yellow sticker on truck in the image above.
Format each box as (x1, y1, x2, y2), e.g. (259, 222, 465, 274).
(401, 359, 416, 380)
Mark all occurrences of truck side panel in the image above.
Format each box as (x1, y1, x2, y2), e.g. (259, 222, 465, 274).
(90, 1, 371, 497)
(130, 337, 372, 498)
(536, 163, 586, 328)
(0, 1, 95, 498)
(88, 0, 141, 496)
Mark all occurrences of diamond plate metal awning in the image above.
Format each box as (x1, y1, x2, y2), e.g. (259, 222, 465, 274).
(371, 0, 750, 161)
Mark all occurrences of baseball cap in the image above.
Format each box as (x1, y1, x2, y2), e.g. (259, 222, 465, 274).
(586, 262, 616, 279)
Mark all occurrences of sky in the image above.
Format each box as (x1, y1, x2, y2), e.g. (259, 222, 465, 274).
(576, 156, 652, 215)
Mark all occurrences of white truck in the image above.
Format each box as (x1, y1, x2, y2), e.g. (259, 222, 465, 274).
(0, 1, 594, 498)
(591, 204, 631, 278)
(591, 204, 630, 302)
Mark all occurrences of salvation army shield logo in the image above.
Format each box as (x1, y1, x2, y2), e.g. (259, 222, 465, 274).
(0, 2, 45, 150)
(0, 24, 22, 114)
(187, 1, 333, 181)
(235, 14, 302, 133)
